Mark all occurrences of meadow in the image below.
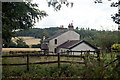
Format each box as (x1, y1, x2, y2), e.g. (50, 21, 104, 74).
(2, 48, 41, 53)
(2, 51, 120, 79)
(12, 37, 41, 47)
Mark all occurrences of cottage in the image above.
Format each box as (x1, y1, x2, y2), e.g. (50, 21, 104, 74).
(41, 23, 98, 55)
(57, 40, 98, 55)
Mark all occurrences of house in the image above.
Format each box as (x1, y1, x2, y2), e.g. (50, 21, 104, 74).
(41, 23, 98, 55)
(57, 40, 98, 55)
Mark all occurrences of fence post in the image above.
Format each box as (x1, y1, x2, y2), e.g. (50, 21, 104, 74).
(97, 50, 101, 66)
(81, 51, 82, 56)
(27, 54, 29, 71)
(58, 53, 61, 77)
(58, 53, 60, 68)
(97, 50, 100, 61)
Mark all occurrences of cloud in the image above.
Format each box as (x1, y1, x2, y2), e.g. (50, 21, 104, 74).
(32, 0, 118, 30)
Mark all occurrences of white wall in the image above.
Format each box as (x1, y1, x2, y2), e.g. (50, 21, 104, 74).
(58, 42, 96, 55)
(71, 42, 96, 55)
(59, 48, 74, 55)
(58, 42, 97, 55)
(59, 48, 69, 52)
(72, 42, 95, 51)
(48, 30, 80, 52)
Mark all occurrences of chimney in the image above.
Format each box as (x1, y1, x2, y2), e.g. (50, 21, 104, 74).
(59, 25, 64, 31)
(68, 23, 74, 30)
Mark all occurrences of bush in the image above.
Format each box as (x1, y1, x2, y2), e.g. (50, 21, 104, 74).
(2, 54, 120, 79)
(31, 44, 40, 48)
(8, 41, 17, 48)
(111, 44, 120, 52)
(16, 38, 29, 48)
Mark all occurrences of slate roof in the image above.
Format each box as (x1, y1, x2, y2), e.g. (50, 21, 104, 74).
(57, 40, 98, 50)
(44, 29, 68, 42)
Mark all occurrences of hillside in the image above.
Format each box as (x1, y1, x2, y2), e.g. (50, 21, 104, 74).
(12, 37, 41, 47)
(15, 27, 62, 39)
(15, 27, 120, 52)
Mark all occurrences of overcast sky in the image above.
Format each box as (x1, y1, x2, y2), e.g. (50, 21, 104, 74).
(32, 0, 118, 30)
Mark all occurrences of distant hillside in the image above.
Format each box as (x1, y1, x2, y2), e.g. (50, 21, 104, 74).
(12, 37, 41, 47)
(15, 27, 62, 39)
(15, 27, 120, 52)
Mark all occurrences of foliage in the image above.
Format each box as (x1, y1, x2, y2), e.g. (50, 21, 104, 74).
(15, 27, 60, 38)
(7, 41, 17, 48)
(2, 53, 120, 79)
(47, 0, 73, 11)
(16, 28, 119, 52)
(2, 2, 48, 47)
(16, 38, 29, 48)
(5, 38, 29, 48)
(111, 44, 120, 52)
(31, 44, 40, 48)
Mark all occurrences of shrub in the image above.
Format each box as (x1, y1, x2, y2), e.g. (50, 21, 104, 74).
(31, 44, 40, 48)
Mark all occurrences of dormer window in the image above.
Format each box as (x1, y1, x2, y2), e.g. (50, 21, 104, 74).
(55, 39, 57, 44)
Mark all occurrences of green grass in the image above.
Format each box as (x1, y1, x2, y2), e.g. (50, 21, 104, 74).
(2, 53, 85, 64)
(2, 52, 120, 79)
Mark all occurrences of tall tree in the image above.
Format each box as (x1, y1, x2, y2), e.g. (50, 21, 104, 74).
(47, 0, 73, 11)
(2, 2, 48, 47)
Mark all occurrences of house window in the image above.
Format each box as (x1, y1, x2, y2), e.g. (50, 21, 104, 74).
(54, 48, 57, 53)
(55, 39, 57, 44)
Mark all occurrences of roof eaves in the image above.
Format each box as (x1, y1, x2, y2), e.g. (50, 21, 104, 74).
(68, 40, 82, 49)
(69, 40, 98, 50)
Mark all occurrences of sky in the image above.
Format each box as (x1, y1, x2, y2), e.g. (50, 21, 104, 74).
(32, 0, 118, 30)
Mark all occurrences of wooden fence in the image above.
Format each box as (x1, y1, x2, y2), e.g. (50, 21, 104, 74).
(1, 50, 99, 71)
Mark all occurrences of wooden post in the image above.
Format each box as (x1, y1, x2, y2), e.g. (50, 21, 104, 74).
(97, 50, 101, 66)
(97, 50, 100, 61)
(81, 51, 82, 56)
(27, 54, 29, 71)
(58, 53, 60, 77)
(80, 51, 82, 60)
(94, 51, 95, 54)
(58, 53, 60, 68)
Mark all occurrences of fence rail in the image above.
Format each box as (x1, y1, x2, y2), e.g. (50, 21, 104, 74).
(2, 50, 99, 71)
(2, 54, 85, 58)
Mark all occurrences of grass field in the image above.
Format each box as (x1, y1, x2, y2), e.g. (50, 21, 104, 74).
(2, 53, 84, 64)
(2, 48, 41, 53)
(2, 52, 120, 79)
(12, 37, 41, 46)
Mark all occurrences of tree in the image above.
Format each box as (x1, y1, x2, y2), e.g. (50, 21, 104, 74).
(16, 38, 29, 48)
(111, 44, 120, 52)
(47, 0, 73, 11)
(7, 41, 17, 48)
(2, 2, 48, 47)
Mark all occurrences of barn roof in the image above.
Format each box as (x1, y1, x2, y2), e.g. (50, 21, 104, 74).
(57, 40, 98, 50)
(44, 30, 68, 42)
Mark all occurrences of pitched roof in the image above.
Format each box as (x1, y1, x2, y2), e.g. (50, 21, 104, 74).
(57, 40, 98, 50)
(57, 40, 80, 49)
(45, 30, 68, 42)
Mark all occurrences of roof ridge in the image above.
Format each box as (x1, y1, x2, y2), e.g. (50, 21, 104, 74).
(45, 29, 68, 42)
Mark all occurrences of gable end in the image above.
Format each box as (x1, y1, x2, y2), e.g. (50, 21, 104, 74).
(69, 40, 98, 50)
